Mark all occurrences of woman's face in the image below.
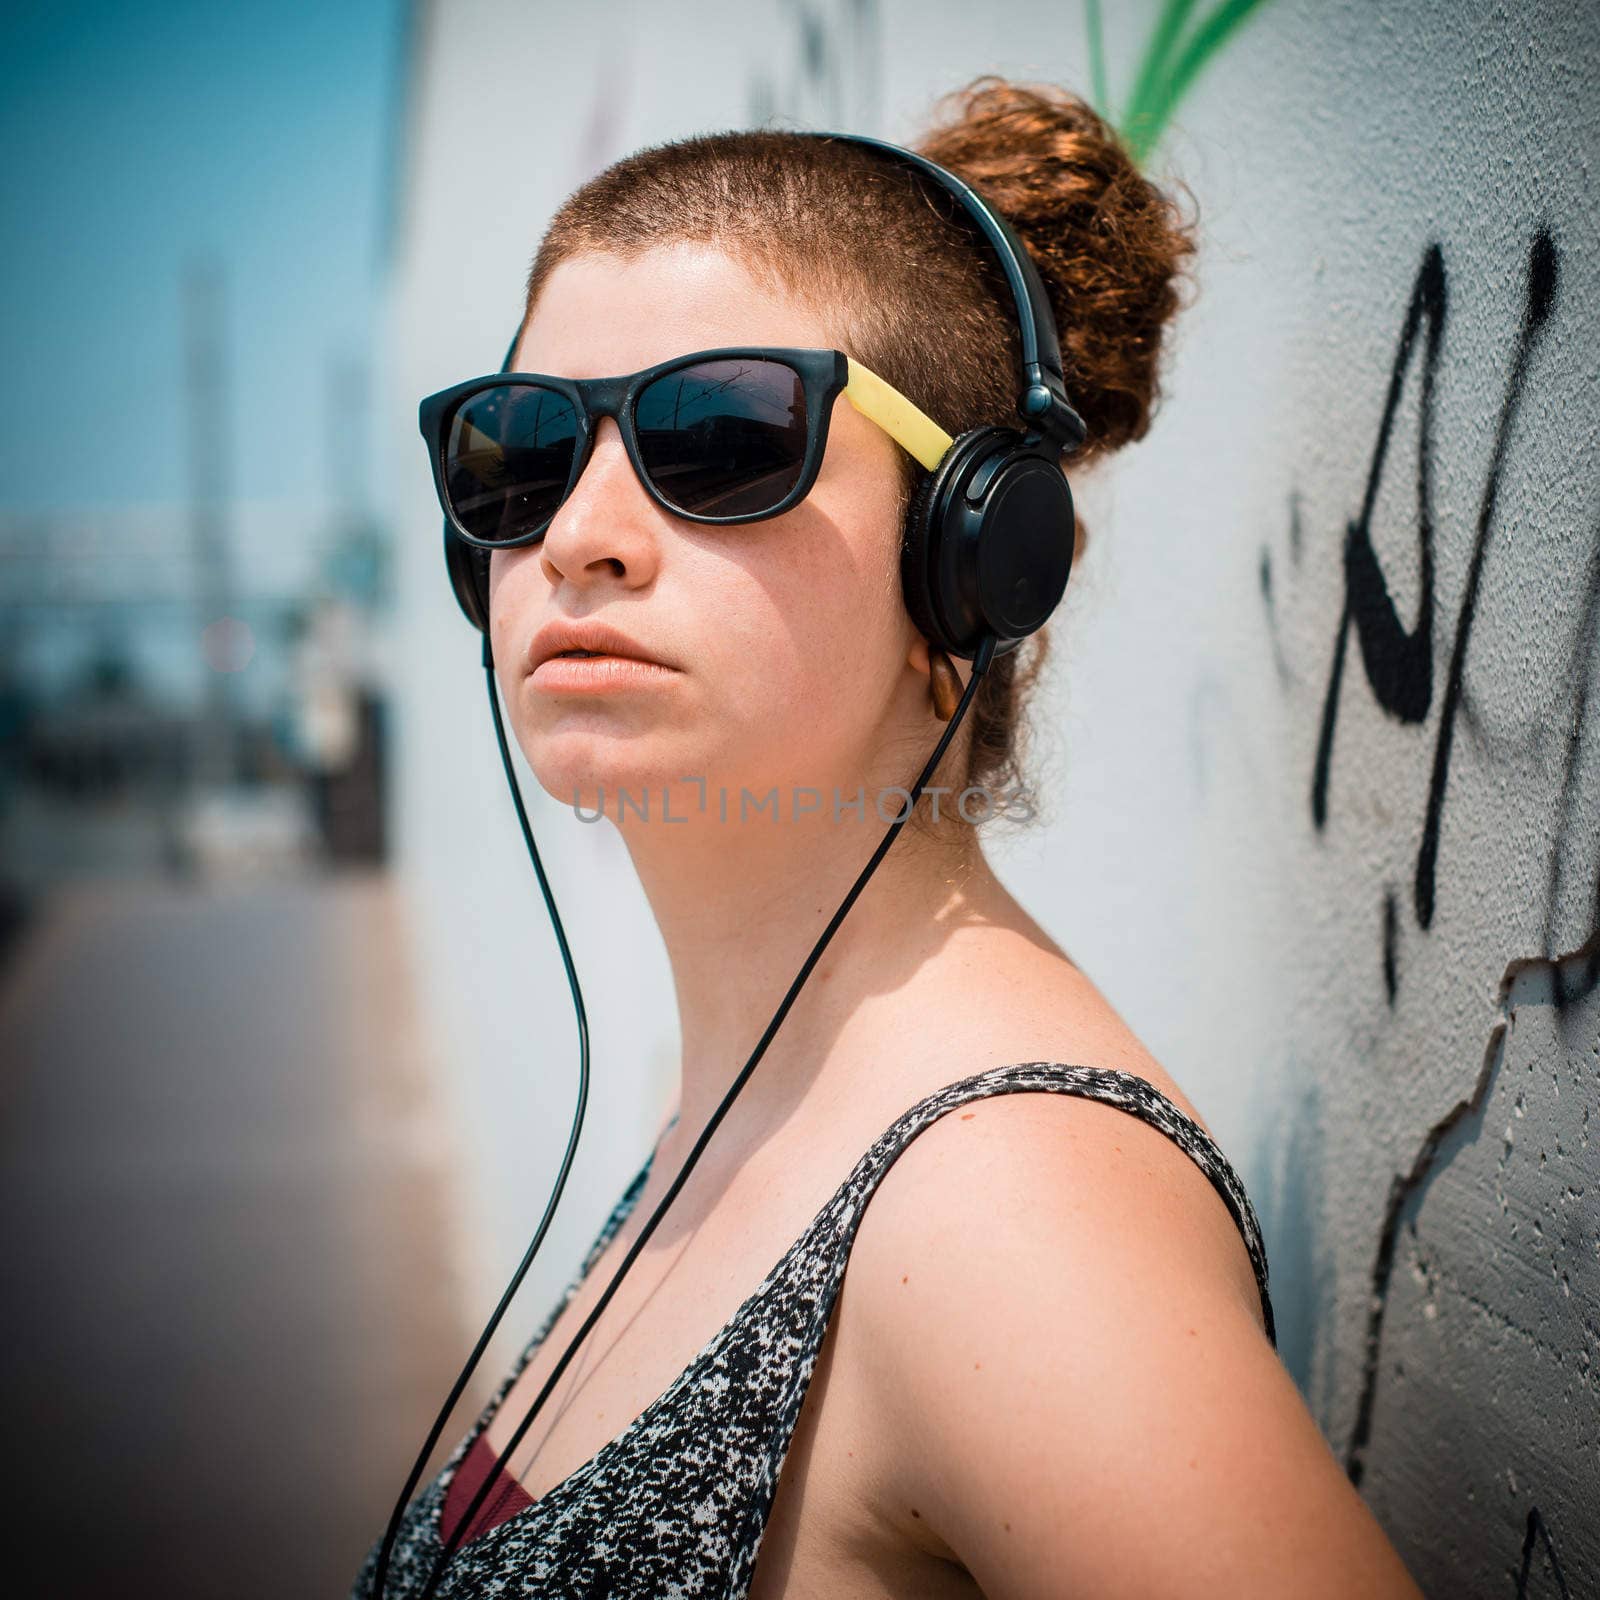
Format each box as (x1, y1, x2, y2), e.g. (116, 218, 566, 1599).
(491, 243, 922, 820)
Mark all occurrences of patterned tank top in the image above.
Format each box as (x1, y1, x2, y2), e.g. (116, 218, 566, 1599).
(351, 1061, 1277, 1599)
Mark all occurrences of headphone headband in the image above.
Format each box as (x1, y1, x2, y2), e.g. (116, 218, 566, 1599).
(807, 131, 1086, 452)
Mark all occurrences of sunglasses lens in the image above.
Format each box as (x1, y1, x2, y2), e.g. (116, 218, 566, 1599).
(445, 383, 581, 543)
(634, 358, 809, 518)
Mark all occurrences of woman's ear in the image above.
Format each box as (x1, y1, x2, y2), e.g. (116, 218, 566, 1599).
(907, 633, 963, 722)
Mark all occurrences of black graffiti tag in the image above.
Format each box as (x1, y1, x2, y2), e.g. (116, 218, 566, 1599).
(1311, 231, 1562, 932)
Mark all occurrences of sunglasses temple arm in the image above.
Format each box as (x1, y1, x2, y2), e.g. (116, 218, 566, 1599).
(843, 358, 953, 471)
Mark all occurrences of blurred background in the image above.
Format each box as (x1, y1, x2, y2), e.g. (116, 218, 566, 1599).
(2, 1, 1595, 1596)
(1, 5, 457, 1595)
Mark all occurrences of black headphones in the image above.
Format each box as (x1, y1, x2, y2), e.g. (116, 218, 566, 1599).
(440, 131, 1086, 663)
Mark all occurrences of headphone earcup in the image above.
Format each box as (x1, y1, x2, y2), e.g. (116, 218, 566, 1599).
(903, 425, 1077, 660)
(965, 447, 1075, 647)
(901, 426, 1019, 658)
(443, 521, 492, 635)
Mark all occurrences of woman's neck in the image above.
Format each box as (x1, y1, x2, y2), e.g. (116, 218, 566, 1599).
(620, 802, 1010, 1152)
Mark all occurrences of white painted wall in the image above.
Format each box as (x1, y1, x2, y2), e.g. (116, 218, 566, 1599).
(384, 2, 1598, 1589)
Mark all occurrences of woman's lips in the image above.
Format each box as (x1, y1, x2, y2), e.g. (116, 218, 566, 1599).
(530, 653, 680, 693)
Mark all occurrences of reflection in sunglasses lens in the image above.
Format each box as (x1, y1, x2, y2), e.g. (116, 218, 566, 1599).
(634, 359, 808, 518)
(447, 384, 580, 543)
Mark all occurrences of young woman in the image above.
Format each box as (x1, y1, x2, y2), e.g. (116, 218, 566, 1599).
(357, 79, 1423, 1600)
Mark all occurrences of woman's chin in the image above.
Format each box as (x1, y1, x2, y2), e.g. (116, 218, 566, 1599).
(519, 718, 811, 827)
(529, 755, 710, 822)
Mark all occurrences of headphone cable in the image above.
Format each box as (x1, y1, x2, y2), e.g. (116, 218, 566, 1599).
(369, 634, 592, 1599)
(377, 631, 996, 1599)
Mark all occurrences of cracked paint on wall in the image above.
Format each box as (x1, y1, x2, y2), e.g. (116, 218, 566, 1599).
(1356, 941, 1596, 1597)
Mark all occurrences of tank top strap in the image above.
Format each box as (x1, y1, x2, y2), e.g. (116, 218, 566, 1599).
(889, 1068, 1273, 1344)
(798, 1060, 1276, 1356)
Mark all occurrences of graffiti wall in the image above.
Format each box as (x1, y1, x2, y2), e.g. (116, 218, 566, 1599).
(388, 1, 1597, 1590)
(1085, 8, 1597, 1591)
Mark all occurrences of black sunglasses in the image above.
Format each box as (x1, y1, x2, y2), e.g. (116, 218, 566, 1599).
(418, 346, 953, 549)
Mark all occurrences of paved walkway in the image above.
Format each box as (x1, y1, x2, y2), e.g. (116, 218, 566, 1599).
(0, 871, 471, 1598)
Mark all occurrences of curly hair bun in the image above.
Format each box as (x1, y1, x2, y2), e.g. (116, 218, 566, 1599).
(916, 77, 1198, 461)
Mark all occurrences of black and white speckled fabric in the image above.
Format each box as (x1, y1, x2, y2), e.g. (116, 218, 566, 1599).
(352, 1060, 1276, 1599)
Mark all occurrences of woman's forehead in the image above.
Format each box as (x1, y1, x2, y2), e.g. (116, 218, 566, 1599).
(514, 243, 838, 377)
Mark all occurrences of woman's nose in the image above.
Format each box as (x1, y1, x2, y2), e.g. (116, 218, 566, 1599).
(538, 416, 660, 591)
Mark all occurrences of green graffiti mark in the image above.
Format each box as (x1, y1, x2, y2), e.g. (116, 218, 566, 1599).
(1088, 0, 1273, 162)
(1085, 0, 1110, 119)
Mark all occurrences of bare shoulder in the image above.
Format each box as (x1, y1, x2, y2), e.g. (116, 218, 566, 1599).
(850, 1079, 1270, 1378)
(832, 1085, 1424, 1600)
